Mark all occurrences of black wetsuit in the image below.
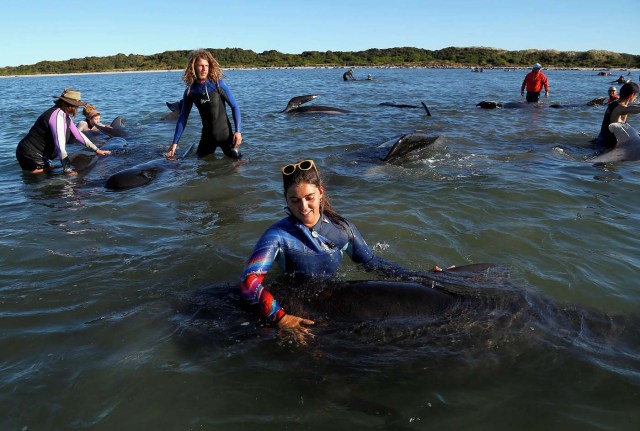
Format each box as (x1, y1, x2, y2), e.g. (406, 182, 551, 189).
(596, 100, 620, 148)
(16, 106, 98, 171)
(172, 79, 242, 159)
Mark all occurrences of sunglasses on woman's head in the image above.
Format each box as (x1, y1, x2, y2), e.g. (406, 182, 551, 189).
(281, 159, 317, 175)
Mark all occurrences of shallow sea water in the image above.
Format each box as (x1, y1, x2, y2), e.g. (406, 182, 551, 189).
(1, 68, 639, 430)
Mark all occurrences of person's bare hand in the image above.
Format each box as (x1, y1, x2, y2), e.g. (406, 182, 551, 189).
(433, 264, 456, 272)
(233, 132, 242, 148)
(166, 143, 177, 159)
(277, 314, 315, 346)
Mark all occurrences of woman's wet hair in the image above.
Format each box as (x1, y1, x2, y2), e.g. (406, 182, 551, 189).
(282, 164, 345, 225)
(620, 82, 639, 99)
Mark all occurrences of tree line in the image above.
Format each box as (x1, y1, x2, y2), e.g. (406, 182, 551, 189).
(1, 47, 638, 76)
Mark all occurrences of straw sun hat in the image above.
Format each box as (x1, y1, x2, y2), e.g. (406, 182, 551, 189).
(53, 88, 86, 106)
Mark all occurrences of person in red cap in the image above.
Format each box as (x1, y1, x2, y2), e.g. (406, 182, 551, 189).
(15, 89, 110, 174)
(520, 63, 549, 103)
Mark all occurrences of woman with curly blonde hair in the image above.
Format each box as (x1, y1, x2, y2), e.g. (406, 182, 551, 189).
(167, 49, 243, 159)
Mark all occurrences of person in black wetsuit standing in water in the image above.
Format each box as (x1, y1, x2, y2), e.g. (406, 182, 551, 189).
(342, 68, 356, 81)
(167, 49, 243, 159)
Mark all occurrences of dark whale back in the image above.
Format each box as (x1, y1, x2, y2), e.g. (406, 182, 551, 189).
(383, 133, 442, 162)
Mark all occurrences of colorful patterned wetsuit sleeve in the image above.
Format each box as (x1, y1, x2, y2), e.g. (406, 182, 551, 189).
(172, 88, 193, 145)
(240, 228, 286, 322)
(345, 220, 419, 278)
(218, 80, 242, 133)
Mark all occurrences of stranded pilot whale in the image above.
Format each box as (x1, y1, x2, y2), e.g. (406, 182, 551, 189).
(281, 95, 350, 114)
(104, 142, 201, 190)
(477, 98, 607, 110)
(105, 159, 168, 190)
(171, 263, 640, 381)
(589, 122, 640, 163)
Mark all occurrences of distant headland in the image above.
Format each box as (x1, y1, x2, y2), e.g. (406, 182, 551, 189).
(1, 47, 638, 76)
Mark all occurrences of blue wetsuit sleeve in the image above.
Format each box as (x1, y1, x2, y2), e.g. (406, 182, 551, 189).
(172, 89, 193, 145)
(345, 220, 420, 278)
(218, 80, 242, 133)
(240, 228, 285, 322)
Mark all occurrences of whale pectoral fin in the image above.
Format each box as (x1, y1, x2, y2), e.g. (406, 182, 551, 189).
(383, 133, 441, 162)
(421, 102, 432, 116)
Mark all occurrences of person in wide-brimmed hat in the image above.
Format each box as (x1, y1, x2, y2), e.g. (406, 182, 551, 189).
(54, 88, 86, 106)
(520, 63, 549, 103)
(15, 88, 110, 174)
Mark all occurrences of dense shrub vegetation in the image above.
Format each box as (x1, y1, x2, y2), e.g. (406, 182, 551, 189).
(1, 47, 637, 76)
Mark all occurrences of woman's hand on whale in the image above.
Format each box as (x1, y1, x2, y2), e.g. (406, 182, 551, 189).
(277, 314, 315, 346)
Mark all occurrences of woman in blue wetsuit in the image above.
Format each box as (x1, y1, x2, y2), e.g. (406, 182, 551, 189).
(166, 49, 242, 159)
(240, 160, 449, 344)
(16, 89, 111, 174)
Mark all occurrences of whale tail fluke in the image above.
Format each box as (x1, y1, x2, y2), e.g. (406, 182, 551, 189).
(282, 94, 319, 113)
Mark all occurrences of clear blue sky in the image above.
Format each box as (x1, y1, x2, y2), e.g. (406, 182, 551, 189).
(1, 0, 637, 68)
